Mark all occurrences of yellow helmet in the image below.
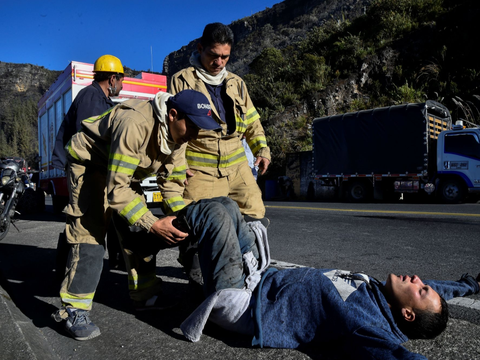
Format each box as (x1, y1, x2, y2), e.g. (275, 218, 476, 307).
(94, 55, 124, 74)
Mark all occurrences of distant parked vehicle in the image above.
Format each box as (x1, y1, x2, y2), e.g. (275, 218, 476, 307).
(312, 101, 480, 203)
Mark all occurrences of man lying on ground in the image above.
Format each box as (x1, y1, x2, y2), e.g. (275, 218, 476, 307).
(173, 197, 479, 359)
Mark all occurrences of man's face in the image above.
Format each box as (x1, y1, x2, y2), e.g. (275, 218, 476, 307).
(110, 75, 124, 96)
(197, 42, 231, 75)
(168, 111, 200, 145)
(385, 274, 441, 315)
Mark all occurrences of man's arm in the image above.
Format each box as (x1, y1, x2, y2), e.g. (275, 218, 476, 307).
(158, 72, 194, 213)
(426, 273, 480, 300)
(240, 82, 271, 175)
(157, 143, 192, 215)
(107, 117, 187, 244)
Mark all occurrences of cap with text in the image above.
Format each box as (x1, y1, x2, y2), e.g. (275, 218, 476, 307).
(168, 89, 221, 130)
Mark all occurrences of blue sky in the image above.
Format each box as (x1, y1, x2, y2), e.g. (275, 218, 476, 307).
(0, 0, 280, 72)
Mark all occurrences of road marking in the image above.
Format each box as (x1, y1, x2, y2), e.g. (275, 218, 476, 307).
(448, 297, 480, 311)
(265, 205, 480, 218)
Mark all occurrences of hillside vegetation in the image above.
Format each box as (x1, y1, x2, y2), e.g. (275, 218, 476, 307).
(243, 0, 480, 175)
(0, 63, 59, 166)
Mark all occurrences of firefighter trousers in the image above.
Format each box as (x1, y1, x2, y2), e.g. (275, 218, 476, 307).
(184, 161, 265, 219)
(59, 162, 162, 311)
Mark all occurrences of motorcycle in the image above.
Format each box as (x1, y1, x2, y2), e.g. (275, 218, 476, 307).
(0, 160, 28, 240)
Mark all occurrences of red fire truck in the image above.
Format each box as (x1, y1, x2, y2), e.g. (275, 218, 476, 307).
(37, 61, 167, 212)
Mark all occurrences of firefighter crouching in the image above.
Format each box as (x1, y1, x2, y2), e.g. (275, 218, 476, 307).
(52, 90, 221, 341)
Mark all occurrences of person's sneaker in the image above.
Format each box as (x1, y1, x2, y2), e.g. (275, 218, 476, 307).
(133, 294, 179, 311)
(64, 308, 101, 341)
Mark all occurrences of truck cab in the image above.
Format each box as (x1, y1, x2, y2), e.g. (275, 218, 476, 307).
(309, 101, 480, 203)
(436, 124, 480, 202)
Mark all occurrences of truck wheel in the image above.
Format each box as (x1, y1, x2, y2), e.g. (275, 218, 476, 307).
(346, 181, 372, 202)
(438, 179, 465, 203)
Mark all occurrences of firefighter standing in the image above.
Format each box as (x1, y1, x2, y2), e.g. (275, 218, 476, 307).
(161, 23, 271, 223)
(52, 54, 125, 170)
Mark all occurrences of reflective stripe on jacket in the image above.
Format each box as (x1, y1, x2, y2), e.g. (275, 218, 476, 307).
(66, 99, 175, 231)
(159, 67, 271, 214)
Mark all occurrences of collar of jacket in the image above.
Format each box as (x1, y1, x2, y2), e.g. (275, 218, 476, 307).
(152, 91, 176, 156)
(91, 81, 115, 107)
(181, 67, 237, 124)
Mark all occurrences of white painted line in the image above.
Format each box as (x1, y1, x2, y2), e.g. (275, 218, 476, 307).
(448, 297, 480, 311)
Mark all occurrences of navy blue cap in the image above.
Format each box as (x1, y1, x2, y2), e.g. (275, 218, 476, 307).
(168, 90, 221, 131)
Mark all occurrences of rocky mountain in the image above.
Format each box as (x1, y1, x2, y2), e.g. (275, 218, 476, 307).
(0, 62, 61, 164)
(0, 0, 372, 166)
(163, 0, 372, 77)
(0, 62, 60, 121)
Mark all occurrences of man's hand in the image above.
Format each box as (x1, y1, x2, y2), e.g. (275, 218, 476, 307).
(254, 156, 270, 175)
(149, 216, 188, 246)
(184, 169, 194, 186)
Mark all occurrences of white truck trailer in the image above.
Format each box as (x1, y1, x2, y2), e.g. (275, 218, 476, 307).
(37, 61, 167, 212)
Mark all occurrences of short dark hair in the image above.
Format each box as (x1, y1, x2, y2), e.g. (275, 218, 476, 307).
(395, 296, 449, 339)
(94, 72, 124, 82)
(166, 98, 186, 120)
(200, 22, 234, 48)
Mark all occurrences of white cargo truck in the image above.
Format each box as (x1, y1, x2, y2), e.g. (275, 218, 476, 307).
(313, 100, 480, 203)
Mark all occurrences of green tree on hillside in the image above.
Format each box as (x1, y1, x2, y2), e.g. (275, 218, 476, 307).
(244, 0, 480, 171)
(0, 98, 38, 166)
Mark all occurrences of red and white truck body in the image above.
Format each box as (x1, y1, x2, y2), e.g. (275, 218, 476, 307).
(37, 61, 167, 208)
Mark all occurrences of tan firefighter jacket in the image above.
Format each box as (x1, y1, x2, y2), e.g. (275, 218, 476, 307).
(159, 67, 271, 213)
(65, 99, 178, 232)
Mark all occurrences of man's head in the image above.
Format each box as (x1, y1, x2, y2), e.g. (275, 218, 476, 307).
(166, 90, 221, 144)
(93, 55, 124, 96)
(197, 23, 234, 75)
(385, 274, 449, 339)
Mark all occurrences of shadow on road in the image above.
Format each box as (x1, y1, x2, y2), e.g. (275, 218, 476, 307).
(0, 240, 343, 359)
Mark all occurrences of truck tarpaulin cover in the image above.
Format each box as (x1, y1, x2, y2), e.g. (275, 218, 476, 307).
(313, 103, 428, 175)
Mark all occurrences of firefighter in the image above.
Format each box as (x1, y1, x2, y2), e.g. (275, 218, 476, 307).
(51, 55, 126, 276)
(52, 90, 221, 341)
(161, 23, 271, 224)
(52, 54, 125, 170)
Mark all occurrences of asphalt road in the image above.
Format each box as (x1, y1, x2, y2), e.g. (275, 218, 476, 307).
(0, 198, 479, 359)
(265, 201, 480, 280)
